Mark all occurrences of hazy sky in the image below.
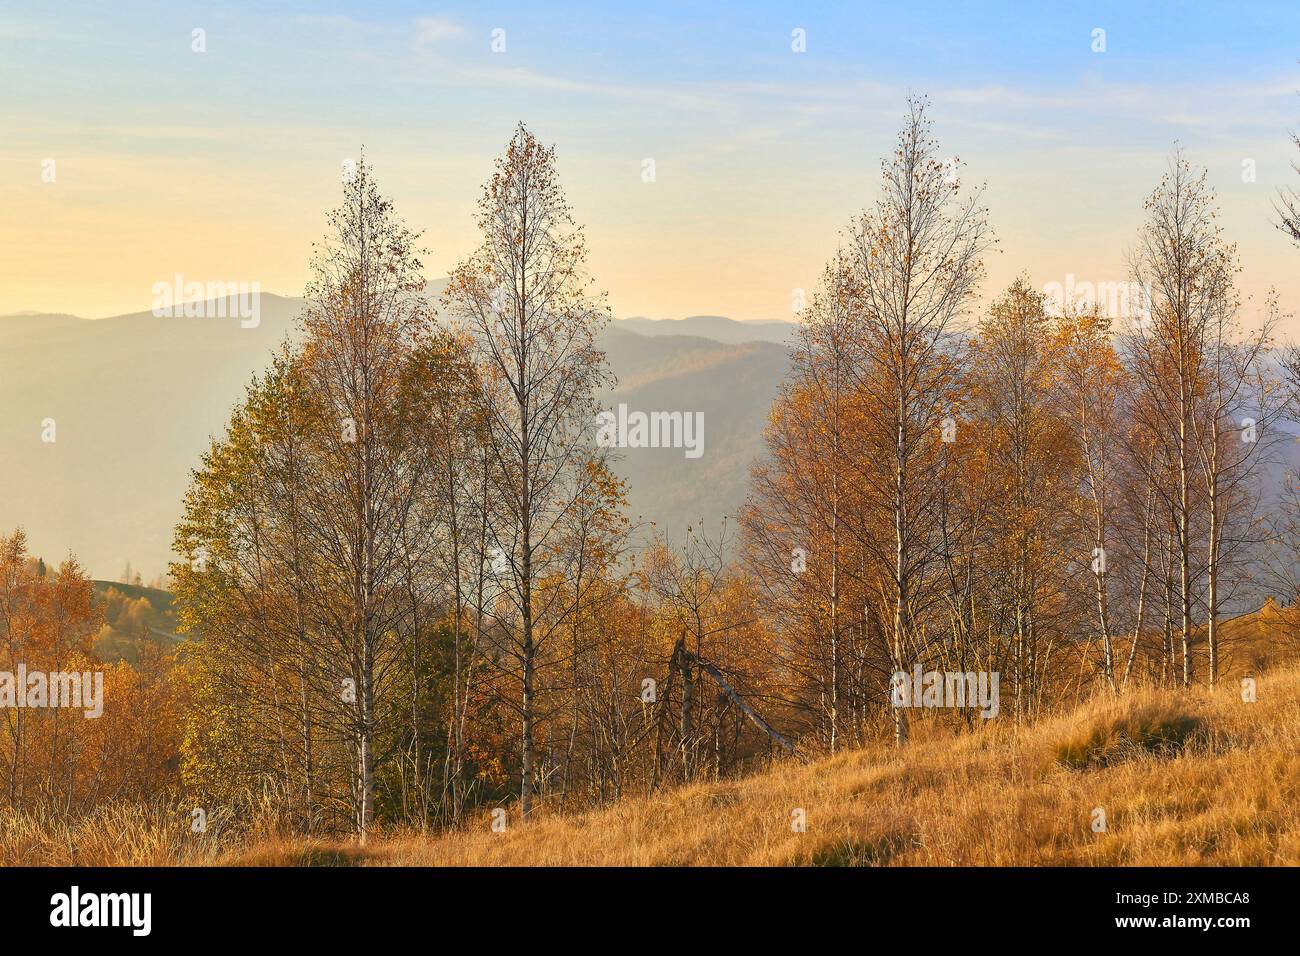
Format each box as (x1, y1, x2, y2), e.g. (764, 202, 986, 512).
(4, 0, 1300, 332)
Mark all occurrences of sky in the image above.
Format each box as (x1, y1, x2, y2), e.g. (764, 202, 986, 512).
(4, 0, 1300, 332)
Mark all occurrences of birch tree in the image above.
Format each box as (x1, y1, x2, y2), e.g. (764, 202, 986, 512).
(444, 124, 613, 818)
(1126, 151, 1237, 688)
(845, 96, 992, 743)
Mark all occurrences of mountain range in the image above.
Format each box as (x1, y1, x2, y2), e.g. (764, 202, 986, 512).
(0, 294, 793, 578)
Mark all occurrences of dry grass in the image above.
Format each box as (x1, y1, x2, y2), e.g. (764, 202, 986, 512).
(6, 669, 1298, 866)
(1051, 699, 1205, 770)
(0, 793, 291, 866)
(364, 669, 1300, 866)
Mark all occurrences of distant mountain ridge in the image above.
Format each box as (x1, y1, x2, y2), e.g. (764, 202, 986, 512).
(615, 315, 796, 345)
(8, 302, 797, 345)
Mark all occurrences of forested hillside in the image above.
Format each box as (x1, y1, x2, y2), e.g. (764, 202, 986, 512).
(91, 581, 179, 664)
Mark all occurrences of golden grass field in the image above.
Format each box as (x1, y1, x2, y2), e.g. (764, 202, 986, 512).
(3, 664, 1297, 867)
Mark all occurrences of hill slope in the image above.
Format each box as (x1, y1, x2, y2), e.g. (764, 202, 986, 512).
(91, 580, 179, 664)
(343, 669, 1298, 866)
(600, 327, 788, 543)
(11, 666, 1291, 866)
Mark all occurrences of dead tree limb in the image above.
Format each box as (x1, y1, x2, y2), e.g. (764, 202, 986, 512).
(684, 651, 804, 760)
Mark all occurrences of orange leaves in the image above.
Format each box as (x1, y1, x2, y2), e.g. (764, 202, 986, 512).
(0, 530, 179, 814)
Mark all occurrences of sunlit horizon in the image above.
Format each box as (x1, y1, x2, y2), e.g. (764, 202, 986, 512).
(5, 1, 1300, 335)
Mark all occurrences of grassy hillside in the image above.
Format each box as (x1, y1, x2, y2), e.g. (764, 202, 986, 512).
(5, 664, 1295, 866)
(1213, 596, 1300, 676)
(344, 668, 1300, 867)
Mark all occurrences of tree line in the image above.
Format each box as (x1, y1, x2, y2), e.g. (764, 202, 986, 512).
(744, 102, 1288, 756)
